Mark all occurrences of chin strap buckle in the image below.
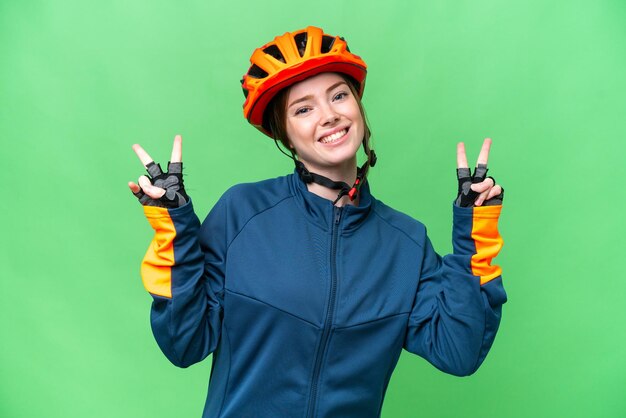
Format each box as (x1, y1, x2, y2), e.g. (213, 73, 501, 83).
(348, 178, 360, 201)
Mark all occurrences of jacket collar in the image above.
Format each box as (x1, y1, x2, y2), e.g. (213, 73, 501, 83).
(289, 170, 374, 232)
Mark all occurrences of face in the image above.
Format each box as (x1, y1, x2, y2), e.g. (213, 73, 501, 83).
(284, 73, 364, 174)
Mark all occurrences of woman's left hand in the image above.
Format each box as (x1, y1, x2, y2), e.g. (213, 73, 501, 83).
(455, 138, 504, 207)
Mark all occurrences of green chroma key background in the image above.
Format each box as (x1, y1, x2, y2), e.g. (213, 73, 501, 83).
(1, 0, 624, 417)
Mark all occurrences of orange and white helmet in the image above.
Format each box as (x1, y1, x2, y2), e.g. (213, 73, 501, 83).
(241, 26, 367, 137)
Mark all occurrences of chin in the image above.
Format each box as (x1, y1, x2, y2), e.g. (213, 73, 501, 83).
(322, 150, 359, 168)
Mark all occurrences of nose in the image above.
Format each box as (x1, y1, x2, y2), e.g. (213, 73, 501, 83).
(320, 104, 340, 126)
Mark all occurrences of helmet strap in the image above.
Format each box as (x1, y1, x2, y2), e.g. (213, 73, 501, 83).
(274, 138, 377, 206)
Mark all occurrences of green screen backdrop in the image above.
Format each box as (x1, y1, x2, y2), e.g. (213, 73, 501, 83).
(1, 0, 625, 417)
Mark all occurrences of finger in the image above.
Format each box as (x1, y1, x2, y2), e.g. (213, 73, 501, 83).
(470, 177, 495, 193)
(146, 161, 163, 178)
(128, 181, 141, 193)
(138, 175, 166, 199)
(170, 134, 182, 163)
(457, 142, 469, 169)
(474, 189, 491, 207)
(476, 138, 492, 166)
(132, 144, 155, 168)
(486, 185, 503, 200)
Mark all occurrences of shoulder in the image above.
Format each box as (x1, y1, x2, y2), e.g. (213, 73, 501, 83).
(210, 174, 295, 221)
(221, 174, 293, 209)
(371, 198, 427, 247)
(223, 175, 292, 201)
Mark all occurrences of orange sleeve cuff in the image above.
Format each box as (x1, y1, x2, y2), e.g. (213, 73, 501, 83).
(141, 206, 176, 298)
(470, 205, 503, 285)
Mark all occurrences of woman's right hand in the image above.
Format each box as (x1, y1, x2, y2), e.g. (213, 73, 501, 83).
(128, 134, 190, 208)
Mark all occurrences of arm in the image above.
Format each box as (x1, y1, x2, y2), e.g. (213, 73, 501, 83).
(403, 204, 506, 376)
(130, 135, 225, 368)
(141, 200, 226, 368)
(403, 138, 506, 376)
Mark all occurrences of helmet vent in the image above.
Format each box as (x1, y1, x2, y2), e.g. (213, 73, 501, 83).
(263, 45, 286, 63)
(321, 36, 335, 53)
(294, 32, 307, 57)
(339, 37, 351, 52)
(248, 64, 269, 79)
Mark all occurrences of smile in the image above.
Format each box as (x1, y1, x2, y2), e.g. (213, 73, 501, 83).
(319, 128, 348, 144)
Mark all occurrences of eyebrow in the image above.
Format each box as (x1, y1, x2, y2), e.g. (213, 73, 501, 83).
(287, 81, 348, 109)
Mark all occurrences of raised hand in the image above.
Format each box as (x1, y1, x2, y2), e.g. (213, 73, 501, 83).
(128, 135, 189, 208)
(455, 138, 504, 207)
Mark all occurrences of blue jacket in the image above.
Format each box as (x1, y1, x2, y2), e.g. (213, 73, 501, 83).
(140, 172, 507, 417)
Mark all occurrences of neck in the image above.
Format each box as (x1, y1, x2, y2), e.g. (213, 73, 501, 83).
(300, 157, 359, 207)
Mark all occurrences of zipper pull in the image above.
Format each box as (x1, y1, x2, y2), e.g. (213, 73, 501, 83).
(334, 207, 342, 225)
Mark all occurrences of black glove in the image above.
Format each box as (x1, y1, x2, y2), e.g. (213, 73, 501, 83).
(455, 164, 504, 207)
(133, 161, 189, 208)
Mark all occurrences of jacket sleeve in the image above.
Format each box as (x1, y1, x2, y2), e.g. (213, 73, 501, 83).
(403, 204, 507, 376)
(140, 198, 227, 368)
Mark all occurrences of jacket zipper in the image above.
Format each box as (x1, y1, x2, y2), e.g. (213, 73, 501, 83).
(307, 206, 342, 418)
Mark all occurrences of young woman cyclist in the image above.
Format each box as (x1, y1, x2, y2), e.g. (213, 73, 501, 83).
(129, 26, 506, 418)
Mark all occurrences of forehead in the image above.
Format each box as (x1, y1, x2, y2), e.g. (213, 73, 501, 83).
(287, 73, 346, 100)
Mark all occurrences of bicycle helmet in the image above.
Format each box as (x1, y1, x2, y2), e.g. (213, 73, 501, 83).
(241, 26, 367, 137)
(241, 26, 376, 205)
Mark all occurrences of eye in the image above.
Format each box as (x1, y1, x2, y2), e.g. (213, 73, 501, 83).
(333, 91, 349, 101)
(294, 106, 311, 116)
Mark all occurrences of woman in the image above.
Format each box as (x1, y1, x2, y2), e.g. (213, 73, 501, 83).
(129, 26, 506, 418)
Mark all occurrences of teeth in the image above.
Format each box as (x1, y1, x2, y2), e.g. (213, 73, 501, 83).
(320, 129, 347, 143)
